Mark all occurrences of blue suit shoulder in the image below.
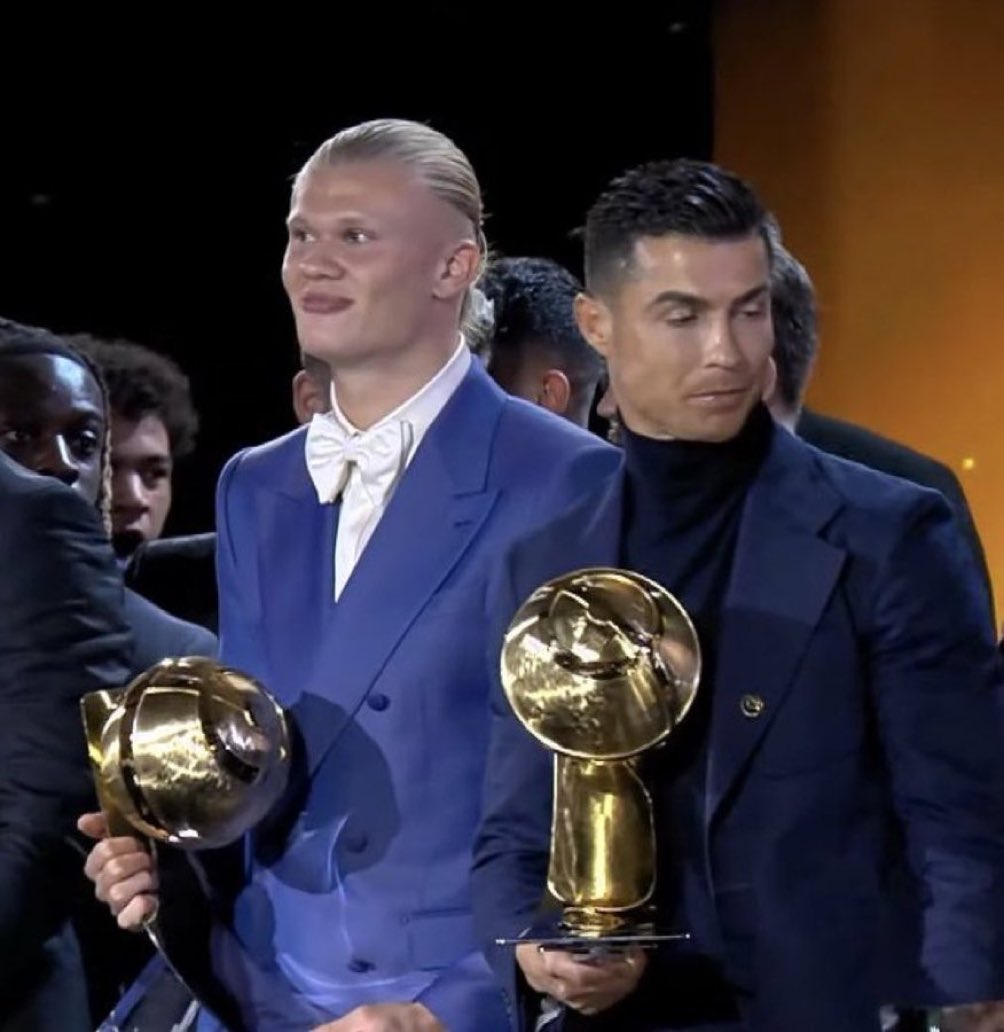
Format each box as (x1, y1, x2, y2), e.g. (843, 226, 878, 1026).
(491, 395, 620, 494)
(219, 426, 308, 491)
(216, 428, 309, 563)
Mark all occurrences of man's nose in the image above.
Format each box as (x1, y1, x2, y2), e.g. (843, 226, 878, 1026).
(38, 435, 79, 486)
(704, 315, 743, 368)
(298, 242, 346, 281)
(114, 470, 148, 510)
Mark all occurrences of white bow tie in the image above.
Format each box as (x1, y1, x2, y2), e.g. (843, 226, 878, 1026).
(305, 413, 412, 505)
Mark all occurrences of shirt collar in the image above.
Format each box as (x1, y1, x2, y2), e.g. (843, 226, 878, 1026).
(327, 335, 472, 459)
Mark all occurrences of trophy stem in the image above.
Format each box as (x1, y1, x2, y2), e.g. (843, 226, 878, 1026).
(549, 755, 657, 935)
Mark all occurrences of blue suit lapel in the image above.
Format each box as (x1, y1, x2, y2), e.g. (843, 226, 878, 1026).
(705, 430, 847, 826)
(299, 364, 506, 777)
(255, 433, 338, 703)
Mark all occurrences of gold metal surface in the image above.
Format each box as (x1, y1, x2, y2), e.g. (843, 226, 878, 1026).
(549, 755, 656, 934)
(501, 568, 701, 937)
(81, 656, 291, 850)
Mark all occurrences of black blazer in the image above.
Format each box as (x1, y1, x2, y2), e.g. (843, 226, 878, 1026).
(0, 454, 132, 1028)
(797, 408, 993, 621)
(126, 532, 218, 633)
(124, 586, 218, 676)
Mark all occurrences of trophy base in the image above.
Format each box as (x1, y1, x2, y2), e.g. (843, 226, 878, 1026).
(496, 916, 690, 958)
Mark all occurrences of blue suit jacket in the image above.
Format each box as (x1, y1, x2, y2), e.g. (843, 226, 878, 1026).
(473, 424, 1004, 1032)
(205, 364, 618, 1031)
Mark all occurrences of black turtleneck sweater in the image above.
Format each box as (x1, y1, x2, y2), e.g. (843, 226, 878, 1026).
(617, 403, 773, 1024)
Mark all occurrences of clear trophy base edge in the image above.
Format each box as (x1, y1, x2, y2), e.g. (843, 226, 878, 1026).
(495, 920, 691, 957)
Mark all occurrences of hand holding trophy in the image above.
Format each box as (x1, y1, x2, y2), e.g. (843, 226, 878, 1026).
(79, 657, 291, 1004)
(496, 567, 701, 955)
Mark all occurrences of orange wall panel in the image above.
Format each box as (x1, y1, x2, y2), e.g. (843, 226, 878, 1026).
(715, 0, 1004, 613)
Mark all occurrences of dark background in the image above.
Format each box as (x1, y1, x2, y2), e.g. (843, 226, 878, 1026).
(0, 8, 713, 535)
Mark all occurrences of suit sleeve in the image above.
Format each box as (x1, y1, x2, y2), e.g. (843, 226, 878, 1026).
(182, 624, 219, 660)
(464, 544, 555, 1030)
(870, 491, 1004, 1004)
(0, 480, 132, 967)
(922, 465, 994, 626)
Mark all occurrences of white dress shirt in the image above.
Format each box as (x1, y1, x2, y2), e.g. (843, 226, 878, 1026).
(305, 337, 471, 599)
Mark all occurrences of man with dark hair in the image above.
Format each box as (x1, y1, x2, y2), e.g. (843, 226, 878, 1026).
(481, 257, 606, 428)
(0, 317, 216, 1024)
(0, 453, 132, 1032)
(0, 317, 134, 1030)
(473, 159, 1004, 1030)
(764, 245, 994, 619)
(124, 352, 333, 633)
(68, 335, 199, 557)
(0, 327, 216, 668)
(763, 244, 817, 420)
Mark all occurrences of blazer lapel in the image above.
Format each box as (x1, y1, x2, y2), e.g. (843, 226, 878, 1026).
(299, 364, 505, 777)
(705, 430, 847, 826)
(254, 432, 337, 705)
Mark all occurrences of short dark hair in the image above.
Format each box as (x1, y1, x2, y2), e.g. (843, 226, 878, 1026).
(67, 336, 199, 459)
(770, 244, 818, 409)
(0, 316, 82, 364)
(481, 256, 605, 394)
(584, 158, 774, 294)
(0, 317, 113, 524)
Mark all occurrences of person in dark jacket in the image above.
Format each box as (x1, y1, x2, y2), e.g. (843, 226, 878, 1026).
(0, 317, 215, 1022)
(0, 448, 133, 1031)
(764, 244, 993, 621)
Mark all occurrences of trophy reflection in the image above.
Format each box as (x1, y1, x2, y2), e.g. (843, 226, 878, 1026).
(80, 657, 291, 997)
(497, 568, 701, 950)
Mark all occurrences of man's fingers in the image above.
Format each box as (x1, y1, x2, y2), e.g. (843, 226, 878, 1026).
(516, 944, 645, 1012)
(543, 951, 633, 990)
(84, 836, 149, 882)
(551, 949, 648, 1014)
(94, 851, 152, 892)
(91, 847, 154, 899)
(308, 1002, 444, 1031)
(117, 893, 158, 931)
(101, 867, 158, 911)
(77, 812, 108, 841)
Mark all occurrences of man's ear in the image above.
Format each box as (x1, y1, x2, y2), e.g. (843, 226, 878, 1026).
(291, 370, 330, 424)
(574, 291, 613, 359)
(435, 240, 481, 301)
(538, 369, 572, 416)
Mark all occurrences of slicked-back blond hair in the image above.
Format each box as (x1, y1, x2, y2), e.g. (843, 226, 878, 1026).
(297, 118, 490, 336)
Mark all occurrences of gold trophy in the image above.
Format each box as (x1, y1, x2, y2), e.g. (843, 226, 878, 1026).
(81, 656, 291, 1007)
(495, 568, 700, 951)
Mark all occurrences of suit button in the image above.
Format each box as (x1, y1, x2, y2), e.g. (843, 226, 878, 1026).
(348, 958, 373, 973)
(367, 693, 390, 711)
(740, 693, 765, 719)
(344, 830, 368, 853)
